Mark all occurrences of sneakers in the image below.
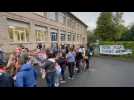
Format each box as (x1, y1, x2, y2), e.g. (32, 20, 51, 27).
(60, 80, 66, 84)
(55, 82, 60, 87)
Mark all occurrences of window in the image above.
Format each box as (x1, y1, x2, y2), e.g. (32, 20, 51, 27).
(7, 19, 30, 42)
(35, 26, 47, 42)
(58, 12, 65, 24)
(34, 12, 44, 16)
(72, 33, 76, 41)
(8, 26, 29, 42)
(61, 32, 66, 41)
(51, 32, 58, 41)
(67, 33, 71, 41)
(47, 12, 57, 21)
(35, 30, 46, 41)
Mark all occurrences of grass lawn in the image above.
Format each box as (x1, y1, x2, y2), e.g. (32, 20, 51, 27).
(99, 55, 134, 62)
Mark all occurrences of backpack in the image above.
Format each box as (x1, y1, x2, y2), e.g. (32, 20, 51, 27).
(42, 59, 56, 73)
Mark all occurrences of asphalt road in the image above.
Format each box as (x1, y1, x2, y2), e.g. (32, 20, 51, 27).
(61, 56, 134, 87)
(37, 56, 134, 87)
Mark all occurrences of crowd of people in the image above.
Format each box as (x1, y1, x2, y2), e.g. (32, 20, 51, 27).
(0, 43, 94, 87)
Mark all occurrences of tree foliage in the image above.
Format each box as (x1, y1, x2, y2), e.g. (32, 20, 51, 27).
(121, 25, 134, 41)
(95, 12, 127, 41)
(87, 30, 96, 46)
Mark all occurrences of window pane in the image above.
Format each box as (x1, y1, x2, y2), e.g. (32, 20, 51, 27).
(35, 30, 45, 41)
(51, 32, 57, 41)
(67, 33, 71, 41)
(61, 32, 65, 41)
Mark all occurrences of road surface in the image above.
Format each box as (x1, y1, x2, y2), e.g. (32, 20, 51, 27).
(37, 56, 134, 87)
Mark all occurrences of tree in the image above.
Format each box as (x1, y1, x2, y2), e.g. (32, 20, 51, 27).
(122, 25, 134, 41)
(112, 12, 126, 40)
(95, 12, 126, 41)
(95, 12, 116, 41)
(87, 30, 96, 46)
(113, 12, 124, 25)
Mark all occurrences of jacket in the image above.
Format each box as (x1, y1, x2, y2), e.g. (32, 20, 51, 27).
(15, 64, 37, 87)
(57, 57, 66, 67)
(42, 59, 56, 73)
(76, 52, 83, 61)
(0, 68, 14, 87)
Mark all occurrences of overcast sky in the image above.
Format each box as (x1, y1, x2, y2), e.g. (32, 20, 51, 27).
(72, 12, 134, 30)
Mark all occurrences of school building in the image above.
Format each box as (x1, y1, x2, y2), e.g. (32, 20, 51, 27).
(0, 12, 88, 52)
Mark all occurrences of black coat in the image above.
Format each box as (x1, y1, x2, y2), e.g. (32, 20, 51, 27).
(0, 72, 14, 87)
(41, 59, 56, 73)
(76, 52, 83, 61)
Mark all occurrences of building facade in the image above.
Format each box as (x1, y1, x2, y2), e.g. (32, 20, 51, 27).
(0, 12, 88, 52)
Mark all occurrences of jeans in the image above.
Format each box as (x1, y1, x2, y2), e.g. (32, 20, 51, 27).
(54, 71, 61, 86)
(45, 72, 56, 87)
(68, 62, 75, 78)
(61, 65, 66, 80)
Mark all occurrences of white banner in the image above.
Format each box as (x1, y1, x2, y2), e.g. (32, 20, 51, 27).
(99, 45, 132, 55)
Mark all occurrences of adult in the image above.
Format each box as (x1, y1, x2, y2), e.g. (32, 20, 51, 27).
(65, 45, 69, 54)
(20, 48, 29, 65)
(88, 45, 94, 70)
(66, 48, 76, 79)
(61, 45, 66, 54)
(41, 53, 56, 87)
(6, 52, 17, 77)
(42, 44, 46, 52)
(56, 53, 67, 83)
(75, 49, 83, 73)
(0, 61, 14, 87)
(15, 57, 38, 87)
(37, 43, 42, 51)
(16, 45, 23, 57)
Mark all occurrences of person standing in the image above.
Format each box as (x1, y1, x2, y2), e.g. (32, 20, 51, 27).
(41, 53, 56, 87)
(56, 53, 67, 83)
(15, 57, 38, 87)
(0, 61, 14, 87)
(75, 50, 83, 73)
(37, 43, 42, 51)
(66, 48, 76, 80)
(88, 46, 94, 71)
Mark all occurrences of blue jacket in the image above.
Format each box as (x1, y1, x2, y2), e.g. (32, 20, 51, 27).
(15, 64, 38, 87)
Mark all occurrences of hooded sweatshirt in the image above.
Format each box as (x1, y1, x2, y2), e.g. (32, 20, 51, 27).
(15, 64, 37, 87)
